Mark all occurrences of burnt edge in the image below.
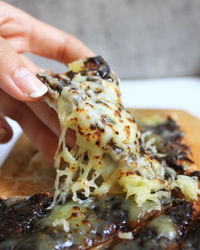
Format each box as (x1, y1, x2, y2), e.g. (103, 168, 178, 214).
(36, 56, 113, 95)
(139, 116, 194, 175)
(0, 116, 199, 249)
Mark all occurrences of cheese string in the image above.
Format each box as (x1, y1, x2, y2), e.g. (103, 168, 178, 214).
(43, 57, 200, 209)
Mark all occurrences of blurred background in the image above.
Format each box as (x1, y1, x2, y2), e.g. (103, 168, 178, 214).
(2, 0, 200, 118)
(5, 0, 200, 79)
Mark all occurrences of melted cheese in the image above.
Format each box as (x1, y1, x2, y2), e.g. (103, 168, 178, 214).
(118, 232, 133, 240)
(148, 215, 177, 240)
(52, 218, 70, 232)
(176, 175, 200, 200)
(48, 58, 199, 209)
(119, 175, 170, 208)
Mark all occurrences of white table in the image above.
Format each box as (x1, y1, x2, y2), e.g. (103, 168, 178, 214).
(0, 118, 22, 167)
(120, 77, 200, 118)
(1, 77, 200, 167)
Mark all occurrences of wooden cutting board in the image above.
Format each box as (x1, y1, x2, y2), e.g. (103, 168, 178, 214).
(0, 109, 200, 199)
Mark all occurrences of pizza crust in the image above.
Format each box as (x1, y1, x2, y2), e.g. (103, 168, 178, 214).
(0, 109, 199, 199)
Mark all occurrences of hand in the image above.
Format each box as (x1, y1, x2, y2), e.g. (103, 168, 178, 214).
(0, 1, 95, 166)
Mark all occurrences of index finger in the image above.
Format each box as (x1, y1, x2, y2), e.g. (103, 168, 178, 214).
(30, 19, 95, 64)
(0, 1, 95, 64)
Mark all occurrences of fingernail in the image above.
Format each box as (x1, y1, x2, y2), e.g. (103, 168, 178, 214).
(13, 67, 48, 98)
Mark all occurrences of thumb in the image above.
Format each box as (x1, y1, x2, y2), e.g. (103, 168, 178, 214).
(0, 113, 13, 143)
(0, 37, 47, 102)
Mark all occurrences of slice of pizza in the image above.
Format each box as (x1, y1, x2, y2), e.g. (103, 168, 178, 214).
(37, 56, 199, 207)
(0, 56, 199, 250)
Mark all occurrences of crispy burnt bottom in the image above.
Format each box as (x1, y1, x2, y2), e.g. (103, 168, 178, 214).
(0, 117, 199, 250)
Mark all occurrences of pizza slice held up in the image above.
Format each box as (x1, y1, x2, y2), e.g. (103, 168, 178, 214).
(0, 56, 200, 249)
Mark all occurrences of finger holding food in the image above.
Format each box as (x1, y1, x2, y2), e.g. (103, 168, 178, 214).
(0, 89, 57, 167)
(0, 37, 48, 102)
(0, 1, 95, 64)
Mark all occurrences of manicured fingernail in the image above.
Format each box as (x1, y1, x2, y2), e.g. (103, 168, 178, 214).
(13, 67, 48, 98)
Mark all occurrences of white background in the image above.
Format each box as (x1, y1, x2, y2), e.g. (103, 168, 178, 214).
(121, 77, 200, 118)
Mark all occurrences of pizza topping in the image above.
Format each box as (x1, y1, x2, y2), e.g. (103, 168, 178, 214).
(52, 218, 70, 232)
(176, 175, 199, 200)
(0, 114, 200, 249)
(0, 194, 51, 240)
(190, 170, 200, 180)
(148, 215, 177, 240)
(37, 56, 200, 211)
(118, 231, 133, 240)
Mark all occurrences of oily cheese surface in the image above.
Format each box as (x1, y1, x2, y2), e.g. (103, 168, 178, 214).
(0, 109, 199, 199)
(130, 109, 200, 167)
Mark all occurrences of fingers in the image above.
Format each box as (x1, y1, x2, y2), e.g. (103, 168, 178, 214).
(29, 20, 95, 64)
(0, 37, 47, 102)
(0, 113, 13, 143)
(19, 56, 76, 148)
(28, 100, 60, 136)
(0, 1, 95, 64)
(0, 90, 57, 167)
(0, 88, 76, 165)
(19, 54, 39, 73)
(18, 55, 61, 136)
(18, 55, 76, 149)
(2, 50, 75, 153)
(28, 101, 76, 148)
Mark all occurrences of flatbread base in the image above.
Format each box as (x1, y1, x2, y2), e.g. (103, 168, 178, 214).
(1, 109, 199, 199)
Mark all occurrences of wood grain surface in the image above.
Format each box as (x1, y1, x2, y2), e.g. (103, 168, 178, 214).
(0, 109, 200, 198)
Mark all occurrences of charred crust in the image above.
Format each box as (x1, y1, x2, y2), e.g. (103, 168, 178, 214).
(190, 171, 200, 180)
(66, 71, 75, 79)
(0, 193, 198, 249)
(80, 56, 112, 80)
(165, 199, 194, 241)
(90, 124, 97, 130)
(171, 188, 185, 199)
(138, 116, 194, 174)
(84, 153, 89, 162)
(0, 194, 51, 241)
(37, 73, 70, 94)
(36, 56, 114, 97)
(183, 211, 200, 248)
